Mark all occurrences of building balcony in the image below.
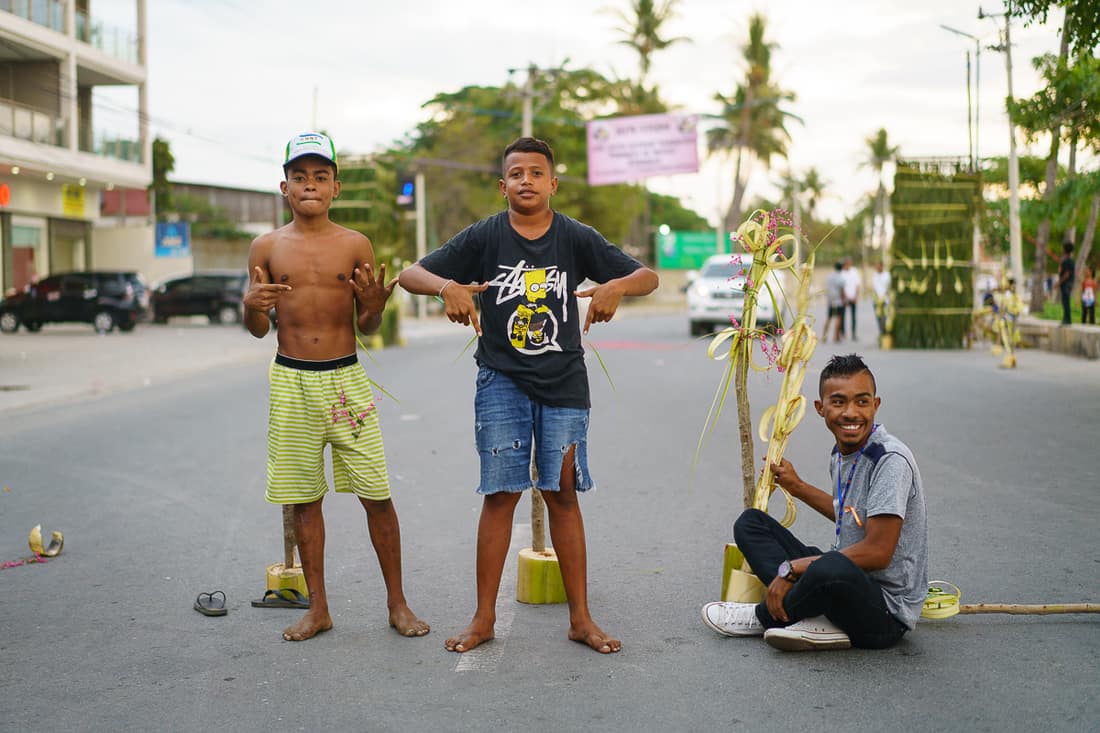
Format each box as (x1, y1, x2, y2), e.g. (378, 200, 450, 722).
(0, 96, 63, 146)
(0, 0, 139, 67)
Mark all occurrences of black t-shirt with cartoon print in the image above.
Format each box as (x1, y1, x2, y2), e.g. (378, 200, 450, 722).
(418, 210, 644, 408)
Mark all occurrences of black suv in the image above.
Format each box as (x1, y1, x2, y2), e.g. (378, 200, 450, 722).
(151, 271, 248, 324)
(0, 271, 148, 334)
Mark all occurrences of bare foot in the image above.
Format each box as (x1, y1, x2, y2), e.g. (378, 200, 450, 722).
(569, 622, 621, 654)
(444, 619, 494, 653)
(389, 604, 430, 637)
(282, 610, 333, 642)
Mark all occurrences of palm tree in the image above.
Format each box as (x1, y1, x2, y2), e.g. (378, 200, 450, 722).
(862, 128, 899, 255)
(707, 14, 799, 234)
(800, 167, 826, 221)
(611, 0, 688, 87)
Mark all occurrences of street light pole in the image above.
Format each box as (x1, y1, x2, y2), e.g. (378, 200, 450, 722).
(980, 4, 1025, 302)
(940, 23, 986, 311)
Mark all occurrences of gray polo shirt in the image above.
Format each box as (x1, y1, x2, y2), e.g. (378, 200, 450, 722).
(829, 424, 928, 629)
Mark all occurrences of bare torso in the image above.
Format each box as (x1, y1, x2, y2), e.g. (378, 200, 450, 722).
(253, 222, 373, 360)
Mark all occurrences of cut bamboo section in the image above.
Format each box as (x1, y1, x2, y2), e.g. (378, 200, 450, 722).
(959, 603, 1100, 615)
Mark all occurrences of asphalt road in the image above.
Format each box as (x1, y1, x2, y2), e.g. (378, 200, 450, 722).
(1, 305, 1098, 732)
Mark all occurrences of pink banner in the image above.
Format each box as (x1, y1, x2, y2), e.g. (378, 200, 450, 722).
(586, 113, 699, 186)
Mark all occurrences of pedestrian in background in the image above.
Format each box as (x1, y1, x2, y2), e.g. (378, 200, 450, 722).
(871, 262, 891, 338)
(1056, 241, 1075, 325)
(824, 261, 846, 343)
(842, 257, 861, 341)
(1081, 265, 1096, 325)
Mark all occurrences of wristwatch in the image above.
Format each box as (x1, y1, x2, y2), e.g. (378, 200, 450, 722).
(777, 560, 799, 582)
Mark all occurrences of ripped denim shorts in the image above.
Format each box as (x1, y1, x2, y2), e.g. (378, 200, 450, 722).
(473, 365, 592, 495)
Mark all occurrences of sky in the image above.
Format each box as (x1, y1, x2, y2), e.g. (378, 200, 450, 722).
(96, 0, 1068, 227)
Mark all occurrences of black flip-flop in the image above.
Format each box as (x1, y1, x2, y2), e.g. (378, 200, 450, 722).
(251, 587, 310, 609)
(194, 590, 227, 617)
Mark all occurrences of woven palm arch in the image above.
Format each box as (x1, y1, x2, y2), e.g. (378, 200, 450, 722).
(888, 159, 979, 349)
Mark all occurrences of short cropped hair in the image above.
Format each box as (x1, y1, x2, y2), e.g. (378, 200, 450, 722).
(1063, 241, 1075, 254)
(819, 353, 876, 396)
(502, 137, 555, 173)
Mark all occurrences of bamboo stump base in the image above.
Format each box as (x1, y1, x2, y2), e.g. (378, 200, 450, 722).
(266, 562, 308, 598)
(721, 543, 765, 603)
(516, 547, 567, 604)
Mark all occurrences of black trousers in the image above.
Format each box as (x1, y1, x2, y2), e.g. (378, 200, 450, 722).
(1061, 286, 1073, 324)
(733, 508, 907, 649)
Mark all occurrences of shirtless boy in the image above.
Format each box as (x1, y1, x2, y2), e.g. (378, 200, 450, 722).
(243, 132, 428, 642)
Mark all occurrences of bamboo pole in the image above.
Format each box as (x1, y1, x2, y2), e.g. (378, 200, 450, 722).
(282, 505, 296, 569)
(530, 453, 546, 553)
(959, 603, 1100, 615)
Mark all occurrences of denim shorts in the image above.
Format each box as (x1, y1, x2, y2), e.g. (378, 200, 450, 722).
(473, 365, 593, 495)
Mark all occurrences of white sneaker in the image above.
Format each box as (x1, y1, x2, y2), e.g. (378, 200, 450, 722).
(763, 616, 851, 651)
(701, 602, 764, 637)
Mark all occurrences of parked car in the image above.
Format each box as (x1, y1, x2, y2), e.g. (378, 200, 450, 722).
(686, 254, 785, 336)
(151, 271, 249, 325)
(0, 271, 148, 334)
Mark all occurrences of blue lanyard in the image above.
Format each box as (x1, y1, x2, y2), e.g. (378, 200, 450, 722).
(833, 425, 877, 549)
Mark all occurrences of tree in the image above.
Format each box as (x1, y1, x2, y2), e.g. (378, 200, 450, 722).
(396, 67, 705, 255)
(799, 167, 826, 221)
(861, 128, 899, 255)
(1009, 49, 1100, 298)
(610, 0, 688, 87)
(150, 136, 175, 215)
(1009, 0, 1100, 55)
(707, 14, 799, 234)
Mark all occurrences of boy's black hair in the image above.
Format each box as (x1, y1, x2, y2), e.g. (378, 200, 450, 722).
(819, 353, 876, 396)
(834, 261, 844, 271)
(1063, 240, 1075, 254)
(502, 137, 555, 173)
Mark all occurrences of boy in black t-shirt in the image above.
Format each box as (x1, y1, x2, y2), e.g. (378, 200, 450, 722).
(398, 137, 658, 654)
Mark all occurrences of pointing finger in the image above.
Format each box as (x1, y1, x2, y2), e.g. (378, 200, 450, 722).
(575, 288, 594, 299)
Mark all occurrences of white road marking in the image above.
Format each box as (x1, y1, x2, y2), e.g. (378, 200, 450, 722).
(453, 522, 530, 673)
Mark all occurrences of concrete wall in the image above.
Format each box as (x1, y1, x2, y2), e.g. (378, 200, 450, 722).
(7, 62, 61, 113)
(92, 222, 194, 284)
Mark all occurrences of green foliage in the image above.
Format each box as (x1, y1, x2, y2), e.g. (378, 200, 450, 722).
(171, 195, 253, 240)
(889, 162, 979, 349)
(981, 154, 1056, 188)
(329, 157, 410, 265)
(1008, 0, 1100, 54)
(610, 0, 689, 84)
(649, 191, 709, 232)
(150, 137, 175, 214)
(388, 66, 705, 256)
(707, 13, 800, 231)
(1007, 53, 1100, 147)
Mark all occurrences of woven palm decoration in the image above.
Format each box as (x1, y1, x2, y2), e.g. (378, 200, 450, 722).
(889, 159, 979, 349)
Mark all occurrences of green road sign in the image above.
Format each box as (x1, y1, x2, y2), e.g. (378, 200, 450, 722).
(657, 230, 731, 270)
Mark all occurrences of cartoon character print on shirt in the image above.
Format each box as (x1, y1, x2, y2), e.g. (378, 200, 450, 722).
(488, 260, 568, 356)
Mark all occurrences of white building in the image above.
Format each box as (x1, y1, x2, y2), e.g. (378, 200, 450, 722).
(0, 0, 150, 294)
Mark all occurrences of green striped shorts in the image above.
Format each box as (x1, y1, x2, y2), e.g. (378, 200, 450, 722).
(266, 353, 390, 504)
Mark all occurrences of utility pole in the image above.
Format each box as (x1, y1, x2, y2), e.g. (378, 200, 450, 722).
(981, 4, 1024, 301)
